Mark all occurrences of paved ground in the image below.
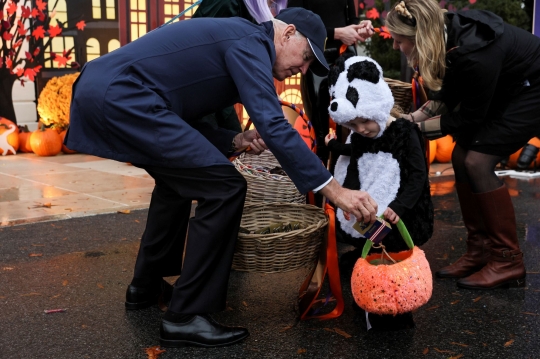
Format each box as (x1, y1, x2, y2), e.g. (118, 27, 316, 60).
(1, 176, 539, 359)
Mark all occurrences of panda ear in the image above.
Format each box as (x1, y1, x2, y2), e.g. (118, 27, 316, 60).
(328, 55, 348, 87)
(347, 60, 380, 84)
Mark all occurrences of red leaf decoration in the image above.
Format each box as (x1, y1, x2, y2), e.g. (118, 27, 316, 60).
(24, 68, 37, 82)
(32, 26, 46, 40)
(2, 32, 13, 41)
(25, 51, 33, 60)
(76, 21, 86, 31)
(366, 8, 380, 20)
(13, 39, 23, 49)
(17, 20, 26, 35)
(54, 55, 69, 67)
(48, 25, 62, 38)
(7, 2, 18, 16)
(35, 0, 47, 11)
(21, 6, 32, 19)
(33, 47, 41, 56)
(31, 8, 39, 18)
(15, 68, 24, 77)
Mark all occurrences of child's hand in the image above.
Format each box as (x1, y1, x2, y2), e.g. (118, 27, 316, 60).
(383, 207, 400, 224)
(325, 130, 337, 146)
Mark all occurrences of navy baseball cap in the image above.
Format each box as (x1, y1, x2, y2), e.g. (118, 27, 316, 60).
(276, 7, 329, 77)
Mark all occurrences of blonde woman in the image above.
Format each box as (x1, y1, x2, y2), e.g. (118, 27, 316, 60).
(377, 0, 540, 290)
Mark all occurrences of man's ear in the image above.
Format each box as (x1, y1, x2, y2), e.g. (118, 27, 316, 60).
(282, 24, 296, 42)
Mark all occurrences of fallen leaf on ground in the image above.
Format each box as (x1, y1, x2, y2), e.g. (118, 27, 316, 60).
(450, 300, 460, 305)
(97, 283, 104, 289)
(463, 330, 475, 335)
(62, 280, 68, 286)
(504, 339, 514, 347)
(135, 219, 140, 223)
(525, 271, 538, 274)
(333, 328, 352, 338)
(280, 325, 292, 333)
(29, 253, 43, 257)
(423, 348, 429, 354)
(426, 305, 440, 311)
(118, 209, 131, 214)
(242, 301, 248, 307)
(145, 346, 166, 359)
(522, 312, 539, 316)
(2, 267, 14, 271)
(449, 355, 464, 359)
(473, 296, 482, 302)
(31, 244, 45, 247)
(433, 348, 454, 354)
(451, 342, 468, 347)
(21, 293, 41, 296)
(297, 349, 307, 354)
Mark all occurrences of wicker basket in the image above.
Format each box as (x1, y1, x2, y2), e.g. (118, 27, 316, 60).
(385, 77, 412, 112)
(233, 202, 328, 273)
(233, 151, 305, 204)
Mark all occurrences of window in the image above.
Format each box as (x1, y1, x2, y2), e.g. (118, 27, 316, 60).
(130, 0, 148, 41)
(106, 0, 116, 19)
(87, 38, 101, 62)
(108, 39, 121, 53)
(43, 37, 76, 69)
(92, 0, 102, 19)
(49, 0, 68, 25)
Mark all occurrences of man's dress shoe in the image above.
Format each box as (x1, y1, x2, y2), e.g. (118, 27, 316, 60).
(160, 314, 249, 347)
(125, 279, 173, 310)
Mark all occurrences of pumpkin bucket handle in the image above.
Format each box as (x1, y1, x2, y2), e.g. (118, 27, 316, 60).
(361, 218, 414, 259)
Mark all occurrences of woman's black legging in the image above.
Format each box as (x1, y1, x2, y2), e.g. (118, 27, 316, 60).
(451, 144, 505, 193)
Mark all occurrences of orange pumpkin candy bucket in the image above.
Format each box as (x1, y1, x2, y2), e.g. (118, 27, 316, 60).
(351, 220, 433, 316)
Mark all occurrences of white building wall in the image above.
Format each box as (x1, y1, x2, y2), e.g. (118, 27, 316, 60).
(12, 81, 38, 131)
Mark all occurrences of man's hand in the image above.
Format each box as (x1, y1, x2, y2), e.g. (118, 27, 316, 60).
(234, 129, 267, 155)
(319, 179, 378, 224)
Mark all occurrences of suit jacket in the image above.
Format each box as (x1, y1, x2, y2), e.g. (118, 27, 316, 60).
(66, 18, 330, 194)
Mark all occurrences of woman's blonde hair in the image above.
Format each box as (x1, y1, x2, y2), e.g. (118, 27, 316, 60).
(385, 0, 447, 91)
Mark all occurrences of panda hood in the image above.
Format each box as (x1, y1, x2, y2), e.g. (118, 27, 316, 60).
(328, 56, 394, 138)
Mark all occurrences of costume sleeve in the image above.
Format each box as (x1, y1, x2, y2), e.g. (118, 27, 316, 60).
(224, 35, 331, 194)
(388, 130, 427, 218)
(439, 45, 504, 135)
(327, 139, 352, 156)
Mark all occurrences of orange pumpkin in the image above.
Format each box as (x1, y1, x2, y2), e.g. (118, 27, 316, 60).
(30, 124, 62, 156)
(428, 140, 437, 164)
(17, 125, 33, 153)
(0, 119, 20, 155)
(59, 130, 77, 154)
(435, 135, 455, 163)
(0, 117, 19, 134)
(351, 246, 433, 315)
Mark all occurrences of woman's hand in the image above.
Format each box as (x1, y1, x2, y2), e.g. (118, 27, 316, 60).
(334, 24, 365, 46)
(357, 20, 375, 42)
(383, 207, 400, 224)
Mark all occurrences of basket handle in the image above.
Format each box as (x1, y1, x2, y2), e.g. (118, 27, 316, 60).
(360, 218, 414, 259)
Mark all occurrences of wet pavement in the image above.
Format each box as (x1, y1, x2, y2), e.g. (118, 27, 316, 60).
(1, 158, 539, 358)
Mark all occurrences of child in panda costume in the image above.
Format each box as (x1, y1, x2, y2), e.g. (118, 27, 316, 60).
(326, 54, 434, 331)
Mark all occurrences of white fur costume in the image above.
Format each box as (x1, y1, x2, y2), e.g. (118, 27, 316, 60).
(328, 56, 399, 238)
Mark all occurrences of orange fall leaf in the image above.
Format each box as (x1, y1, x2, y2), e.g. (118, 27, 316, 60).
(145, 346, 166, 359)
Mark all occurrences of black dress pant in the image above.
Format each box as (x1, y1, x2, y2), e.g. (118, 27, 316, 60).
(133, 164, 247, 314)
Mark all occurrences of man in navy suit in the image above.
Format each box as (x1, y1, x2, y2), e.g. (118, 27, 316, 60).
(67, 8, 378, 347)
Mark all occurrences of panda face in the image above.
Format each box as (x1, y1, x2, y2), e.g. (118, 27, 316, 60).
(328, 56, 394, 138)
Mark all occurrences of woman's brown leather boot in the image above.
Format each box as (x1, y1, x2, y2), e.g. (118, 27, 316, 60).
(436, 183, 490, 278)
(457, 185, 526, 289)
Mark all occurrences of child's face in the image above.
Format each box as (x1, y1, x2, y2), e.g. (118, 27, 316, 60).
(345, 117, 380, 138)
